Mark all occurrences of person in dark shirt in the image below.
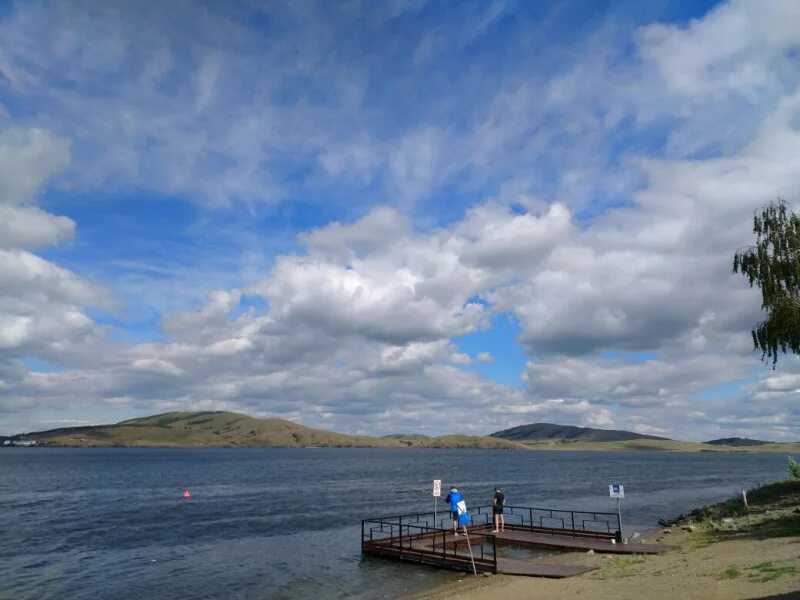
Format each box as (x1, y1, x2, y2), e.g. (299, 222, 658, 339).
(445, 486, 463, 535)
(492, 486, 505, 533)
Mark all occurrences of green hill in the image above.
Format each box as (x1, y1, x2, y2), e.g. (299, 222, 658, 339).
(6, 411, 524, 449)
(490, 422, 670, 443)
(705, 437, 773, 446)
(7, 412, 800, 452)
(489, 423, 800, 452)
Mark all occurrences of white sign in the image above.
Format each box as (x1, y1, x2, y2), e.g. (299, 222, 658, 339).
(432, 479, 441, 497)
(609, 483, 625, 498)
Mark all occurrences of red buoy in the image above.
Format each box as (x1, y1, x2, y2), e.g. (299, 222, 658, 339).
(182, 489, 191, 499)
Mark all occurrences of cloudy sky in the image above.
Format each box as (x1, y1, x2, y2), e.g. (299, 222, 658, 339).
(1, 0, 799, 440)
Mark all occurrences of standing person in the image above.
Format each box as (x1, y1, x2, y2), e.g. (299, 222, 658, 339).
(492, 486, 505, 533)
(445, 486, 463, 535)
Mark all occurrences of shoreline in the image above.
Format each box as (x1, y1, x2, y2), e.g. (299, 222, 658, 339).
(402, 479, 800, 600)
(4, 443, 800, 453)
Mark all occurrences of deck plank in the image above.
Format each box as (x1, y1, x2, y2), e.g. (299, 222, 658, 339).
(482, 527, 671, 554)
(362, 522, 671, 579)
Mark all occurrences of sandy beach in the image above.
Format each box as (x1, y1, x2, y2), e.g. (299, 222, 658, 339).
(405, 482, 800, 600)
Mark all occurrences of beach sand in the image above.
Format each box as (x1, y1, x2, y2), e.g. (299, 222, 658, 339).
(404, 503, 800, 600)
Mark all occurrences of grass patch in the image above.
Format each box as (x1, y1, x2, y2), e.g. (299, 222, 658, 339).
(681, 529, 714, 551)
(616, 555, 647, 567)
(746, 480, 800, 506)
(747, 561, 797, 583)
(594, 554, 649, 579)
(721, 566, 742, 579)
(665, 479, 800, 526)
(749, 513, 800, 538)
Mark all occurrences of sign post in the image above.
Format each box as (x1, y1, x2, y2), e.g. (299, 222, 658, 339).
(433, 479, 441, 528)
(742, 490, 750, 524)
(609, 484, 625, 543)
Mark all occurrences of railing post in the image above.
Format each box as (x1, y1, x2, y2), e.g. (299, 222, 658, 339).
(493, 532, 497, 573)
(570, 511, 575, 536)
(399, 517, 403, 558)
(528, 508, 532, 529)
(442, 529, 446, 566)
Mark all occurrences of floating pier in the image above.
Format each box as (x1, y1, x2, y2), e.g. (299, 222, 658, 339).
(361, 504, 671, 578)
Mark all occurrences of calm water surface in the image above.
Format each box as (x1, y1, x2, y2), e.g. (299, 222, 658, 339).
(0, 448, 788, 599)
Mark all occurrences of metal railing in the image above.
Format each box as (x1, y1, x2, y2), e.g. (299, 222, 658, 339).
(467, 504, 621, 540)
(361, 515, 497, 573)
(361, 503, 623, 574)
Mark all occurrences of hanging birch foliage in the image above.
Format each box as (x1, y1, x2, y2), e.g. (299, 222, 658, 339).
(733, 199, 800, 367)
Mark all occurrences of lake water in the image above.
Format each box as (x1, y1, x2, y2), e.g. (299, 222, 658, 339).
(0, 448, 788, 599)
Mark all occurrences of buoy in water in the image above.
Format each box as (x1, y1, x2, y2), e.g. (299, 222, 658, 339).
(182, 489, 191, 499)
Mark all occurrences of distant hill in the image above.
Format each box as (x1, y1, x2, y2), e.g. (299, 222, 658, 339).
(6, 412, 800, 453)
(4, 411, 524, 450)
(705, 437, 773, 446)
(491, 422, 670, 443)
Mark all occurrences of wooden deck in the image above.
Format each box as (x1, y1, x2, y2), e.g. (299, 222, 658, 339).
(363, 537, 597, 578)
(362, 537, 496, 574)
(362, 526, 668, 579)
(477, 526, 671, 555)
(361, 505, 671, 579)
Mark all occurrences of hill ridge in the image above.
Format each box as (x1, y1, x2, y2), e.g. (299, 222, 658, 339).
(490, 422, 670, 443)
(4, 411, 524, 450)
(704, 437, 772, 446)
(5, 412, 799, 453)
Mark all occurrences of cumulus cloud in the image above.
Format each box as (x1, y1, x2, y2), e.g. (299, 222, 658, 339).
(521, 354, 749, 427)
(0, 126, 111, 437)
(130, 358, 184, 377)
(449, 352, 473, 365)
(1, 0, 799, 442)
(0, 205, 74, 249)
(0, 128, 71, 204)
(0, 128, 74, 251)
(636, 0, 800, 99)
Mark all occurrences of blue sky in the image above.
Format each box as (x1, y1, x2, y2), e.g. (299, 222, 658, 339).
(1, 0, 799, 440)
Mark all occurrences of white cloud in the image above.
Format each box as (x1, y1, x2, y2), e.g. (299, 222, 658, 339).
(637, 0, 800, 99)
(456, 203, 572, 271)
(2, 0, 800, 443)
(476, 352, 494, 364)
(301, 206, 412, 262)
(523, 354, 746, 408)
(204, 337, 254, 357)
(449, 352, 472, 365)
(130, 358, 184, 377)
(0, 128, 70, 204)
(0, 127, 108, 375)
(0, 204, 74, 249)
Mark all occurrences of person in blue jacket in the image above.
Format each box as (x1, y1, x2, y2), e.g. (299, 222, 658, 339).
(445, 485, 463, 535)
